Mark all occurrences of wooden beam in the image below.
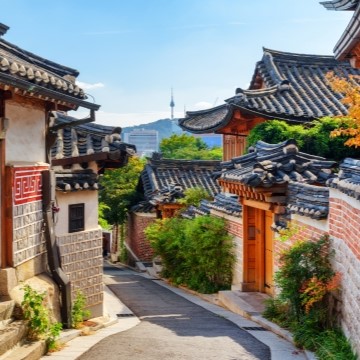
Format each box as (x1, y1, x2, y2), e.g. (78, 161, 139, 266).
(243, 199, 271, 211)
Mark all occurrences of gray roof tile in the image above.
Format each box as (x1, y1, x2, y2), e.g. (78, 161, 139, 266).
(179, 48, 360, 133)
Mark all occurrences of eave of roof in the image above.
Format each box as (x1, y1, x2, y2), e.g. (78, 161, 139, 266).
(0, 36, 99, 110)
(50, 111, 136, 167)
(320, 0, 359, 10)
(331, 3, 360, 60)
(179, 103, 233, 133)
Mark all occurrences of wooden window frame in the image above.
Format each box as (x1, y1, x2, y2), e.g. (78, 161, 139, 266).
(69, 203, 85, 233)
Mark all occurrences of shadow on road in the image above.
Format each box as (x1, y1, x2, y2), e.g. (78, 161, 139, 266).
(105, 266, 270, 360)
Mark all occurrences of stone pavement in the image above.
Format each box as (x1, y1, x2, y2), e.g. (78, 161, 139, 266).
(41, 262, 314, 360)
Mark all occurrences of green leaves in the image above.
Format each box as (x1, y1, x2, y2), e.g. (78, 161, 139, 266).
(247, 117, 360, 161)
(21, 284, 62, 351)
(159, 133, 222, 160)
(99, 156, 145, 225)
(145, 215, 235, 293)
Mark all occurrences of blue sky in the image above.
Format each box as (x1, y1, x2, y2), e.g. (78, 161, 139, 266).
(1, 1, 354, 127)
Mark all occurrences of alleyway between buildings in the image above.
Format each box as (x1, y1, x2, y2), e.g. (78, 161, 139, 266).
(76, 263, 270, 360)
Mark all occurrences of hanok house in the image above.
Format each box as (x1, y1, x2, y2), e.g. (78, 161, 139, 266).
(186, 138, 360, 355)
(0, 22, 134, 327)
(321, 0, 360, 67)
(49, 111, 135, 318)
(179, 48, 360, 160)
(127, 153, 221, 262)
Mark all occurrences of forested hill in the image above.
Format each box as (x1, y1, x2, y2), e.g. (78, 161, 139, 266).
(122, 118, 183, 142)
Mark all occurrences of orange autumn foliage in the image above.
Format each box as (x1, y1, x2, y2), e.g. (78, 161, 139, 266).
(300, 272, 342, 314)
(326, 72, 360, 147)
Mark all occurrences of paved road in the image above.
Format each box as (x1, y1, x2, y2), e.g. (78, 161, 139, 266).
(77, 264, 270, 360)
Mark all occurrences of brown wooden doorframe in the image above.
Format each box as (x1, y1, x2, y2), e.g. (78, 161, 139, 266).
(243, 205, 274, 294)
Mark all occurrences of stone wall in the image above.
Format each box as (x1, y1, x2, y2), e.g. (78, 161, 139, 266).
(56, 228, 103, 318)
(127, 212, 156, 261)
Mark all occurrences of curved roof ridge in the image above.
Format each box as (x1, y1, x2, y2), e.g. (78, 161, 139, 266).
(184, 103, 227, 117)
(262, 47, 336, 62)
(262, 48, 286, 84)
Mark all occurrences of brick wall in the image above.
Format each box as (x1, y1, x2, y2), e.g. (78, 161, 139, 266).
(273, 217, 327, 272)
(127, 212, 156, 261)
(56, 228, 103, 317)
(328, 191, 360, 355)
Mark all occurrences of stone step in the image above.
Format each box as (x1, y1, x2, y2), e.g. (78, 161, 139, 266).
(0, 301, 15, 322)
(0, 340, 46, 360)
(0, 321, 28, 357)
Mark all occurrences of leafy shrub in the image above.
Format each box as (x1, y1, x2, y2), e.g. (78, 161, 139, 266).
(21, 284, 62, 351)
(145, 215, 235, 293)
(263, 235, 356, 358)
(71, 291, 91, 329)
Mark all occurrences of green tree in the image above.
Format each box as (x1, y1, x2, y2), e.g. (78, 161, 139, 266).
(160, 133, 222, 160)
(247, 118, 360, 161)
(145, 215, 235, 293)
(99, 156, 145, 226)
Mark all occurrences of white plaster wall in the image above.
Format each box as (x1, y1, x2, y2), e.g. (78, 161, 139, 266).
(5, 100, 46, 163)
(54, 191, 99, 236)
(231, 234, 243, 289)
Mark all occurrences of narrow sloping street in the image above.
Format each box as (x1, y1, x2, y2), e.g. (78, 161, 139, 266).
(77, 264, 270, 360)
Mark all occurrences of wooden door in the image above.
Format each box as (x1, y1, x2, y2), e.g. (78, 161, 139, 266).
(264, 211, 274, 295)
(243, 206, 273, 294)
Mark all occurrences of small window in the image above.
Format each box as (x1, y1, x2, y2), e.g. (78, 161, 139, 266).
(69, 203, 84, 233)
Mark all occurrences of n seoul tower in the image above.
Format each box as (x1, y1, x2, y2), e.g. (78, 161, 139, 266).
(170, 88, 175, 120)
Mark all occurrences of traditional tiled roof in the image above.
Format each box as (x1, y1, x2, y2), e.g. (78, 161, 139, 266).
(287, 182, 329, 219)
(220, 139, 337, 187)
(55, 169, 99, 192)
(203, 193, 242, 216)
(219, 140, 337, 219)
(0, 24, 99, 110)
(181, 194, 242, 219)
(50, 111, 136, 169)
(320, 0, 359, 10)
(321, 1, 360, 61)
(139, 154, 221, 205)
(327, 158, 360, 199)
(179, 48, 360, 133)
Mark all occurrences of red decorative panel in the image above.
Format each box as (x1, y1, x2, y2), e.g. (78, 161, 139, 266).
(13, 166, 48, 205)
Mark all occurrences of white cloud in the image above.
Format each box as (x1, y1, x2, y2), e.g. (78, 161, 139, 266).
(76, 81, 105, 90)
(192, 101, 215, 110)
(70, 110, 186, 128)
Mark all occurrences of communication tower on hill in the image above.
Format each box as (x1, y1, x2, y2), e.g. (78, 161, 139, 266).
(170, 88, 175, 120)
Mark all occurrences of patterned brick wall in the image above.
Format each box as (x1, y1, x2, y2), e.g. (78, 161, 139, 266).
(13, 200, 46, 266)
(56, 229, 103, 311)
(127, 212, 156, 261)
(11, 166, 48, 267)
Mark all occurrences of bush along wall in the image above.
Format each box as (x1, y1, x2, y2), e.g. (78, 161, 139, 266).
(144, 215, 235, 293)
(263, 235, 357, 359)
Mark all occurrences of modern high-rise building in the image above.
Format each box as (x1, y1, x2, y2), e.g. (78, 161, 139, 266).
(125, 129, 159, 157)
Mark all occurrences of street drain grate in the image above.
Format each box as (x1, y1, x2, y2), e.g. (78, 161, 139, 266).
(117, 313, 135, 318)
(242, 326, 268, 331)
